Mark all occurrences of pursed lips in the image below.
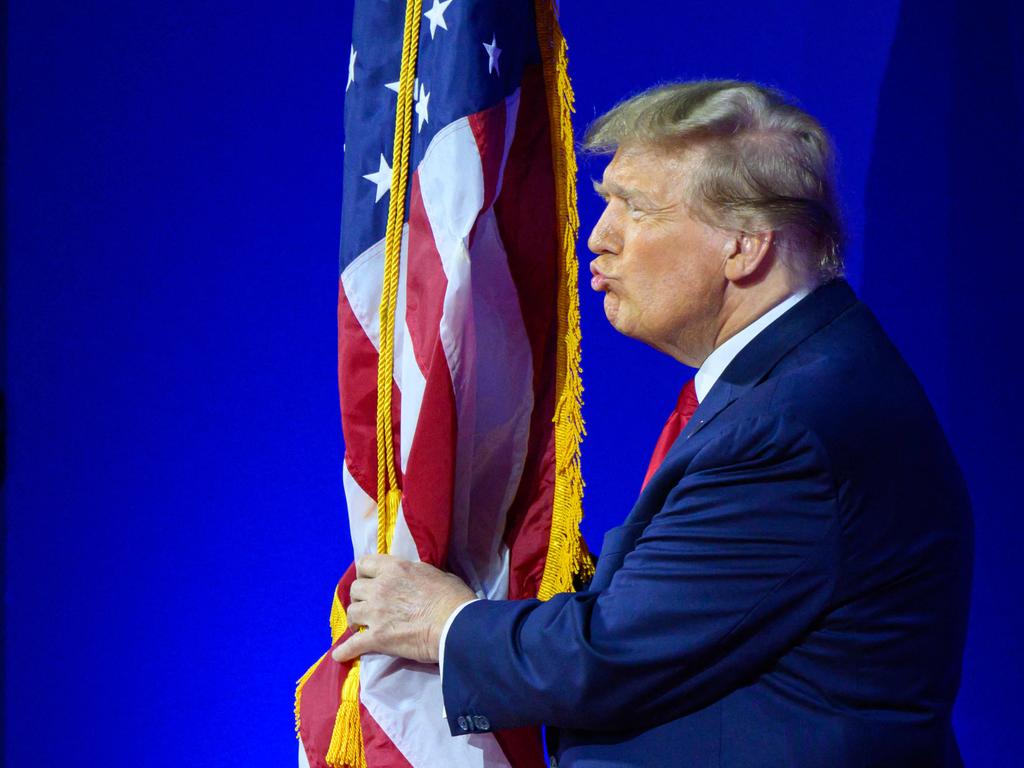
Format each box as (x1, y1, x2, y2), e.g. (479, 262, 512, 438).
(590, 261, 610, 291)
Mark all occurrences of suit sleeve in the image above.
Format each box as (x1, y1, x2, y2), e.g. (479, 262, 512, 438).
(441, 412, 840, 734)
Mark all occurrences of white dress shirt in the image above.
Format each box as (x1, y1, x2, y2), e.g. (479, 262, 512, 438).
(437, 290, 810, 701)
(693, 290, 809, 403)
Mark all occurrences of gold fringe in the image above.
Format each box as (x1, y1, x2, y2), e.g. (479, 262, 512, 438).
(294, 650, 330, 737)
(295, 584, 348, 740)
(534, 0, 594, 601)
(327, 660, 367, 768)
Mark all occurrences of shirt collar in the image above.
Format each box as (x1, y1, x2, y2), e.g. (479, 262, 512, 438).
(693, 291, 810, 403)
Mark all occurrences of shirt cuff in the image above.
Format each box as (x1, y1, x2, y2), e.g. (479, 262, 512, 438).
(439, 599, 480, 719)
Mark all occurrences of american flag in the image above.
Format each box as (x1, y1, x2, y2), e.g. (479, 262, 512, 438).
(296, 1, 588, 766)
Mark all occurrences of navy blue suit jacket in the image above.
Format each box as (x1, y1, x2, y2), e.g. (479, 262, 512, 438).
(441, 279, 973, 767)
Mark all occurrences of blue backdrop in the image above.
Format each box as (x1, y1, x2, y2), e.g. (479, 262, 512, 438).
(4, 1, 1021, 764)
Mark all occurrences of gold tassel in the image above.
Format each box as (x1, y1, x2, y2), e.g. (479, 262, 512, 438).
(384, 488, 402, 552)
(327, 660, 368, 768)
(330, 588, 348, 645)
(534, 0, 594, 601)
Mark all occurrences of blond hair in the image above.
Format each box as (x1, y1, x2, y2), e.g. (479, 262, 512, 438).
(584, 80, 844, 281)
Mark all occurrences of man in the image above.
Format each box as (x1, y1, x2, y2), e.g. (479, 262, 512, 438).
(333, 80, 973, 767)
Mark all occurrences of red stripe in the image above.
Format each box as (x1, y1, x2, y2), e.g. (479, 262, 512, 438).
(400, 334, 457, 568)
(298, 655, 346, 768)
(468, 98, 507, 215)
(400, 173, 457, 567)
(338, 280, 403, 502)
(493, 727, 546, 768)
(404, 174, 448, 380)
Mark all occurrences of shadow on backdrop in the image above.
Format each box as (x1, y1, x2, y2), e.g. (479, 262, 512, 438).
(862, 0, 1024, 761)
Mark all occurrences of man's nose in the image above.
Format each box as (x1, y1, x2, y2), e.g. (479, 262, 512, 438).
(587, 207, 618, 255)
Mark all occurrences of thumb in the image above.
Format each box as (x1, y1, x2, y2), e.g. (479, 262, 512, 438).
(332, 631, 371, 663)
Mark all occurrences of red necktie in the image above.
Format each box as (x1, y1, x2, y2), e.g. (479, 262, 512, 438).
(641, 379, 699, 490)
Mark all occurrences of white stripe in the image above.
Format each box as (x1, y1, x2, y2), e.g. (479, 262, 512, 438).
(359, 654, 511, 768)
(397, 317, 427, 475)
(418, 102, 532, 598)
(341, 235, 387, 351)
(448, 207, 532, 594)
(342, 460, 377, 559)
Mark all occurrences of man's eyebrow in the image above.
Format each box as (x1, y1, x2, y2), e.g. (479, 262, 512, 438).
(592, 178, 655, 206)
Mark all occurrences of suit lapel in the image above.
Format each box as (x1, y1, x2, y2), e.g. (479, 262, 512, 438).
(662, 278, 859, 456)
(678, 380, 738, 442)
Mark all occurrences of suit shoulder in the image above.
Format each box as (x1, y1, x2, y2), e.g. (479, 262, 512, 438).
(730, 302, 964, 498)
(750, 305, 934, 433)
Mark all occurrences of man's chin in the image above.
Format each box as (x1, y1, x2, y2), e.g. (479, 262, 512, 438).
(604, 301, 637, 340)
(603, 293, 621, 327)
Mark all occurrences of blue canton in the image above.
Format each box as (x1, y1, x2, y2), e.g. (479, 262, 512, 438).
(340, 0, 541, 273)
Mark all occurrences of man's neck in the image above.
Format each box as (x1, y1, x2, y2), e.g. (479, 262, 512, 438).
(693, 289, 811, 402)
(709, 272, 818, 360)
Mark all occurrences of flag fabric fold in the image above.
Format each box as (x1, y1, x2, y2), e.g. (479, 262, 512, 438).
(296, 2, 591, 765)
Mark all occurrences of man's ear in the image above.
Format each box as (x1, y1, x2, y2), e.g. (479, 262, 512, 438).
(723, 231, 773, 282)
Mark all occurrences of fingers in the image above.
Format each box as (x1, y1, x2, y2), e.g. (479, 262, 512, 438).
(345, 564, 392, 629)
(344, 598, 363, 626)
(348, 578, 371, 602)
(355, 553, 393, 578)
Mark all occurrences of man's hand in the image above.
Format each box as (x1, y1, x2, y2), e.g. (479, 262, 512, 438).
(331, 554, 477, 665)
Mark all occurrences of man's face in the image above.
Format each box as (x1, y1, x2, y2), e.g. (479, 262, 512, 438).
(587, 143, 730, 364)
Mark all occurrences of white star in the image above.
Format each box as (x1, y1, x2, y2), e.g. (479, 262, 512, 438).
(385, 77, 420, 98)
(424, 0, 454, 39)
(483, 35, 501, 75)
(347, 45, 357, 92)
(363, 153, 392, 203)
(415, 83, 430, 132)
